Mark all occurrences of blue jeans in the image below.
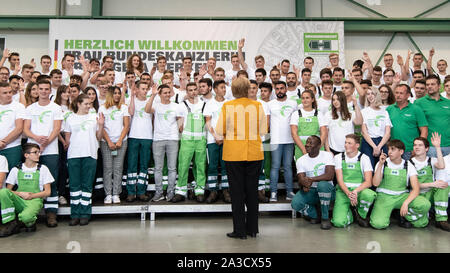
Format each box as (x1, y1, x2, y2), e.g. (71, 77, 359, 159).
(361, 137, 388, 170)
(427, 146, 450, 158)
(270, 143, 294, 193)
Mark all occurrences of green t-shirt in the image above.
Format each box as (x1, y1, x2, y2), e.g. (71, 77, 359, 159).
(414, 95, 450, 147)
(386, 102, 428, 151)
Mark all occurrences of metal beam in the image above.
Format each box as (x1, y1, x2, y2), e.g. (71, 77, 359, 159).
(375, 32, 397, 66)
(346, 0, 388, 18)
(2, 16, 450, 33)
(295, 0, 306, 18)
(414, 0, 450, 18)
(91, 0, 103, 17)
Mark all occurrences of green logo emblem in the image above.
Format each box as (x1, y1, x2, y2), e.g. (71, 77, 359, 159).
(374, 115, 385, 127)
(109, 109, 120, 120)
(280, 105, 293, 117)
(313, 163, 325, 176)
(0, 110, 12, 122)
(137, 107, 146, 118)
(80, 120, 95, 131)
(164, 110, 174, 121)
(39, 110, 52, 123)
(63, 111, 73, 122)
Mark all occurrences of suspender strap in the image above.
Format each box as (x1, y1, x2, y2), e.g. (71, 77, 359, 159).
(183, 101, 191, 113)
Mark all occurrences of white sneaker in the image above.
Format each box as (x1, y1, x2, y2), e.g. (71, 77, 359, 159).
(112, 195, 121, 204)
(270, 192, 277, 202)
(286, 192, 295, 201)
(58, 196, 68, 205)
(104, 195, 112, 204)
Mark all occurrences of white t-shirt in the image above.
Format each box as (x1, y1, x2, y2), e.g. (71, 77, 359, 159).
(153, 88, 185, 104)
(268, 99, 298, 144)
(334, 152, 373, 183)
(296, 150, 335, 188)
(289, 108, 325, 141)
(361, 107, 393, 138)
(225, 69, 239, 86)
(0, 155, 8, 183)
(436, 154, 450, 186)
(286, 89, 301, 104)
(12, 92, 20, 103)
(0, 101, 25, 150)
(152, 70, 164, 85)
(203, 98, 227, 144)
(64, 112, 99, 160)
(323, 111, 356, 152)
(99, 104, 130, 143)
(375, 158, 418, 187)
(25, 102, 63, 156)
(317, 97, 332, 115)
(61, 68, 83, 85)
(6, 164, 54, 191)
(153, 102, 179, 141)
(176, 99, 207, 133)
(224, 85, 235, 101)
(129, 98, 153, 140)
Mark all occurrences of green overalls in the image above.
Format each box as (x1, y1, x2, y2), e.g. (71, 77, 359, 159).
(175, 101, 207, 197)
(0, 164, 44, 227)
(331, 153, 376, 227)
(410, 158, 449, 222)
(294, 109, 321, 161)
(370, 160, 431, 229)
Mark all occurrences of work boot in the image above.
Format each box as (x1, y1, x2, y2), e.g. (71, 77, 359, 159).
(223, 189, 232, 203)
(46, 212, 58, 228)
(0, 220, 20, 237)
(258, 190, 269, 203)
(69, 218, 80, 226)
(19, 221, 36, 232)
(351, 206, 369, 228)
(137, 193, 151, 202)
(171, 194, 185, 203)
(399, 217, 412, 229)
(206, 191, 218, 204)
(304, 215, 321, 224)
(79, 218, 89, 226)
(436, 221, 450, 232)
(320, 219, 332, 230)
(126, 194, 136, 203)
(196, 194, 205, 203)
(187, 190, 195, 200)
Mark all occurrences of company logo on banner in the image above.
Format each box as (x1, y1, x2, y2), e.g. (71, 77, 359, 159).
(49, 20, 344, 75)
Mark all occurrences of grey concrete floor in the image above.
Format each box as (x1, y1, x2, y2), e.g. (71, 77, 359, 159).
(0, 213, 448, 253)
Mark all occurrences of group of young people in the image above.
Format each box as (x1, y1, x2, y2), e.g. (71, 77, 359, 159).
(0, 37, 448, 237)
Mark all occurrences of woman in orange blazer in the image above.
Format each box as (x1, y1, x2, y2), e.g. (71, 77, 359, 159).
(215, 77, 268, 239)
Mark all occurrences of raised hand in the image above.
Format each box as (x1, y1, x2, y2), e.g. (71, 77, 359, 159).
(30, 58, 36, 68)
(97, 112, 105, 127)
(393, 72, 401, 84)
(379, 152, 387, 164)
(238, 38, 245, 50)
(2, 48, 10, 58)
(199, 64, 207, 77)
(429, 47, 435, 58)
(430, 132, 441, 148)
(397, 55, 404, 66)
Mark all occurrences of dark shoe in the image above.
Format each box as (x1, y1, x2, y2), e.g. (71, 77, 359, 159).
(126, 195, 136, 203)
(206, 191, 218, 204)
(0, 220, 20, 237)
(351, 206, 370, 228)
(436, 221, 450, 232)
(196, 194, 205, 203)
(137, 194, 151, 202)
(79, 218, 89, 226)
(171, 194, 185, 203)
(24, 223, 36, 232)
(304, 215, 321, 224)
(223, 189, 232, 203)
(187, 190, 195, 200)
(258, 190, 269, 203)
(399, 217, 412, 229)
(46, 212, 58, 228)
(226, 232, 247, 240)
(320, 219, 332, 230)
(246, 232, 258, 238)
(69, 218, 80, 226)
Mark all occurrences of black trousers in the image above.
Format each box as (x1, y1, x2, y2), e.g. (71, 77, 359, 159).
(225, 160, 262, 236)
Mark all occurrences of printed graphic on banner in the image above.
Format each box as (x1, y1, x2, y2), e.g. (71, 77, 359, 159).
(49, 20, 345, 76)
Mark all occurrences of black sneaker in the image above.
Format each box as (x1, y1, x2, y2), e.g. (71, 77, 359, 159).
(399, 217, 412, 229)
(320, 219, 332, 230)
(69, 218, 80, 226)
(24, 223, 36, 232)
(80, 218, 89, 226)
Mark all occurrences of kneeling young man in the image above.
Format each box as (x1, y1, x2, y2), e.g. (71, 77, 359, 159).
(370, 139, 431, 229)
(0, 143, 54, 237)
(410, 134, 449, 231)
(291, 135, 336, 230)
(331, 134, 376, 228)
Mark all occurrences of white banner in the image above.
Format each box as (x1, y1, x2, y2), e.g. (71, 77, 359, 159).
(49, 19, 344, 74)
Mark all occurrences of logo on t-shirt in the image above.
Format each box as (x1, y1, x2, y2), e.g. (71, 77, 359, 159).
(137, 107, 145, 118)
(374, 115, 385, 127)
(0, 110, 12, 122)
(280, 105, 293, 117)
(39, 110, 52, 123)
(80, 120, 95, 131)
(164, 110, 175, 121)
(63, 111, 73, 122)
(313, 163, 325, 176)
(109, 109, 121, 120)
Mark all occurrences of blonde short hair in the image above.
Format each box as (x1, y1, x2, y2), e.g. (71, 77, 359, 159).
(231, 77, 250, 99)
(365, 86, 383, 108)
